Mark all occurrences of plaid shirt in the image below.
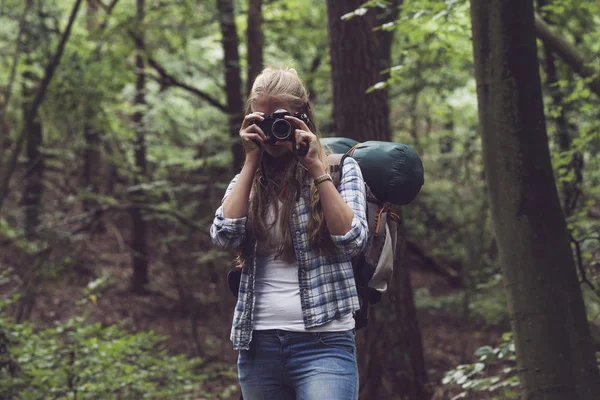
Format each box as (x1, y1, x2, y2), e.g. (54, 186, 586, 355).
(210, 157, 368, 351)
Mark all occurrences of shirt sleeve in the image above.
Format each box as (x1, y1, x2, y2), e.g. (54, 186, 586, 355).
(329, 157, 368, 257)
(210, 174, 248, 249)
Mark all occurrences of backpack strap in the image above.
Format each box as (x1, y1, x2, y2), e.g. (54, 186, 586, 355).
(327, 143, 360, 188)
(328, 153, 344, 188)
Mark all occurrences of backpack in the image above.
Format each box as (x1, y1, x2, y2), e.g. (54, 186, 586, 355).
(325, 139, 424, 329)
(226, 139, 424, 330)
(327, 152, 398, 330)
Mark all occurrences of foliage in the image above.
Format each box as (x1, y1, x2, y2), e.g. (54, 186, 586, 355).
(0, 308, 211, 399)
(442, 332, 520, 400)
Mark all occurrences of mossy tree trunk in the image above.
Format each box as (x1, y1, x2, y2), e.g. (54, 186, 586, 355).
(469, 1, 600, 398)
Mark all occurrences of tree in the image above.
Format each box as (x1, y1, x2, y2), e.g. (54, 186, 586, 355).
(216, 0, 245, 170)
(326, 0, 390, 141)
(130, 0, 149, 293)
(82, 0, 105, 216)
(469, 1, 600, 398)
(246, 0, 263, 96)
(537, 0, 583, 217)
(327, 2, 429, 399)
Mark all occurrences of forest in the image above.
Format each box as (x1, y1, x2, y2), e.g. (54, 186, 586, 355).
(1, 0, 600, 399)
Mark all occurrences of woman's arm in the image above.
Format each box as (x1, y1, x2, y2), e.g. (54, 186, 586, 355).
(312, 158, 368, 256)
(222, 161, 259, 218)
(211, 112, 265, 248)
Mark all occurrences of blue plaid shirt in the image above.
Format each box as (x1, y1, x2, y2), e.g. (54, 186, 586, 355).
(210, 158, 368, 351)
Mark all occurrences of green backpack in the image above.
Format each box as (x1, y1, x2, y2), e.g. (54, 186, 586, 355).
(323, 138, 424, 329)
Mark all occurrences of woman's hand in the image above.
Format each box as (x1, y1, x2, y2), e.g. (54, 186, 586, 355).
(277, 115, 325, 177)
(239, 112, 266, 166)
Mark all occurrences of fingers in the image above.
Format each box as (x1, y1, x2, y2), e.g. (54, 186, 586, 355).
(284, 115, 309, 131)
(244, 123, 266, 141)
(242, 132, 265, 148)
(294, 129, 315, 150)
(241, 112, 264, 130)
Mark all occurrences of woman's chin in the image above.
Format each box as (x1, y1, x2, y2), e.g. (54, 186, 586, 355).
(264, 144, 291, 158)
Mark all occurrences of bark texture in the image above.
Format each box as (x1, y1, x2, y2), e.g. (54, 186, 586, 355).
(217, 0, 245, 170)
(326, 2, 429, 398)
(470, 1, 600, 398)
(246, 0, 263, 96)
(326, 0, 390, 141)
(130, 0, 149, 293)
(83, 0, 104, 213)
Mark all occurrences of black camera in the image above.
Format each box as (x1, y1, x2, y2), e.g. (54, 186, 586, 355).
(257, 109, 310, 145)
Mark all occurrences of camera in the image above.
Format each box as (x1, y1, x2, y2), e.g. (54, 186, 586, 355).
(257, 109, 310, 145)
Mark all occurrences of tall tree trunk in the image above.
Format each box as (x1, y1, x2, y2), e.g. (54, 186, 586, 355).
(326, 0, 390, 141)
(216, 0, 244, 170)
(130, 0, 149, 293)
(22, 71, 43, 241)
(327, 2, 429, 399)
(537, 0, 583, 217)
(469, 1, 600, 399)
(246, 0, 263, 96)
(82, 0, 104, 216)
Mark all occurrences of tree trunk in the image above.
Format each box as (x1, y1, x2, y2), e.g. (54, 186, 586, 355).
(246, 0, 263, 96)
(358, 218, 431, 400)
(537, 0, 583, 217)
(130, 0, 149, 293)
(326, 0, 390, 141)
(469, 1, 600, 399)
(22, 71, 43, 241)
(82, 0, 104, 216)
(327, 2, 429, 398)
(216, 0, 245, 170)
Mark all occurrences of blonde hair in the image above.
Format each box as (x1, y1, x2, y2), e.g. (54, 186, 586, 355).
(242, 67, 331, 262)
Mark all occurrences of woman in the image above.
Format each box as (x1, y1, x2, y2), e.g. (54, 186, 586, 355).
(210, 67, 368, 400)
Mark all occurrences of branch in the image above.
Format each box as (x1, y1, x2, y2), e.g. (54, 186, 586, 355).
(406, 240, 462, 287)
(534, 13, 600, 97)
(97, 0, 121, 31)
(570, 234, 595, 291)
(128, 33, 228, 113)
(0, 0, 83, 216)
(27, 0, 83, 121)
(146, 57, 228, 113)
(0, 203, 210, 247)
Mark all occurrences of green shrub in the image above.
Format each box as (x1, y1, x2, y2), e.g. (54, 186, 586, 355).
(0, 312, 211, 400)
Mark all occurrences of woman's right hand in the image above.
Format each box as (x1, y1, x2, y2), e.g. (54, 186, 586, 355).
(240, 112, 266, 165)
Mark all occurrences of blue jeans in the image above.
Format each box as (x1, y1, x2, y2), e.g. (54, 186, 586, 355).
(237, 329, 358, 400)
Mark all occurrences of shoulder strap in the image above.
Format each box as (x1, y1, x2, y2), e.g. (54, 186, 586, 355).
(328, 153, 344, 187)
(327, 143, 360, 188)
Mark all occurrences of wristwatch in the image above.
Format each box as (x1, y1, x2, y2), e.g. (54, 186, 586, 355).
(314, 173, 332, 186)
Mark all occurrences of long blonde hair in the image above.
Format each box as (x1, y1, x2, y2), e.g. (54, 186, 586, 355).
(242, 67, 331, 262)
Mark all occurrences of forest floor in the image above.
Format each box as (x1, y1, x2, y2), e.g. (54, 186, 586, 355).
(1, 228, 507, 400)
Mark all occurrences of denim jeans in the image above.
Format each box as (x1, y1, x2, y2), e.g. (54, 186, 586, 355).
(237, 329, 358, 400)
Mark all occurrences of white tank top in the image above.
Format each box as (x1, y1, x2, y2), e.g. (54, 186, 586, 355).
(253, 201, 354, 331)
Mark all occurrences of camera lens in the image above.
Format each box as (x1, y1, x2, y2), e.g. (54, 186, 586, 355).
(272, 119, 292, 140)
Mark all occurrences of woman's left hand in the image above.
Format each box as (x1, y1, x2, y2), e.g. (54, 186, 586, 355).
(275, 115, 324, 176)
